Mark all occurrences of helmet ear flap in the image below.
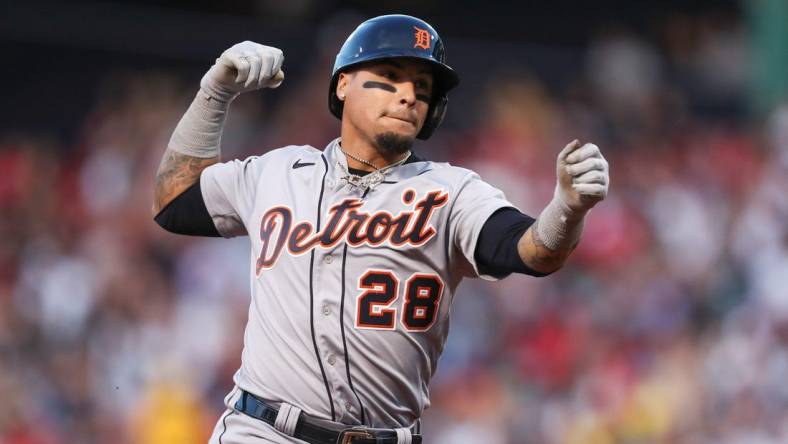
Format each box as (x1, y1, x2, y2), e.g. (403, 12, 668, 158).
(417, 95, 448, 140)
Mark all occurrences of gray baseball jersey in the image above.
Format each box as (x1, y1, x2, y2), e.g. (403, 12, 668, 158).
(200, 138, 515, 428)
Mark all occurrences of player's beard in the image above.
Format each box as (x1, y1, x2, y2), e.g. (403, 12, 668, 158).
(374, 132, 414, 156)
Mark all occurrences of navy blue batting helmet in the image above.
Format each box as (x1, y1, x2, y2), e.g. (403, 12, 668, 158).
(329, 14, 460, 140)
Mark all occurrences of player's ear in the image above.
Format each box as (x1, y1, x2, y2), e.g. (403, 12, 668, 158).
(336, 72, 352, 101)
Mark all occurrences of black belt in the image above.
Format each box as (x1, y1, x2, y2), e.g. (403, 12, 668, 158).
(234, 390, 422, 444)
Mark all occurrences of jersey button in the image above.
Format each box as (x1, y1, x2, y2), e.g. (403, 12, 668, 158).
(322, 305, 331, 316)
(327, 355, 336, 365)
(344, 402, 353, 411)
(326, 179, 335, 187)
(324, 255, 333, 264)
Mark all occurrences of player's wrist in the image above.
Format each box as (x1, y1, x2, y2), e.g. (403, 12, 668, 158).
(200, 74, 240, 104)
(167, 88, 231, 158)
(554, 185, 590, 221)
(537, 188, 587, 251)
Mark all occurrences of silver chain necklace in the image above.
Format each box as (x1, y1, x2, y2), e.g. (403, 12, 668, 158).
(341, 148, 383, 171)
(340, 148, 411, 190)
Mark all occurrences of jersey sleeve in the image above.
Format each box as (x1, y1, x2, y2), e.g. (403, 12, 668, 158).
(199, 155, 265, 237)
(450, 171, 518, 280)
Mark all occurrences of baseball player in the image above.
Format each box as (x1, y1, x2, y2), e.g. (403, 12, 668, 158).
(153, 14, 608, 444)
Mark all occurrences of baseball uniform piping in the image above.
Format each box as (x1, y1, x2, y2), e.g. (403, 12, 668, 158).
(443, 216, 451, 275)
(339, 242, 368, 425)
(309, 154, 336, 421)
(218, 410, 234, 444)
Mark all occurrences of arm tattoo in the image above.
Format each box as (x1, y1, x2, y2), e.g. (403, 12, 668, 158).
(153, 149, 218, 214)
(517, 218, 579, 274)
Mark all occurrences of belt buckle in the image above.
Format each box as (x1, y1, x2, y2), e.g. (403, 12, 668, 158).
(337, 428, 373, 444)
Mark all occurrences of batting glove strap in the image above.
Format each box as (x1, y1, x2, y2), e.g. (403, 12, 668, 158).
(199, 75, 240, 104)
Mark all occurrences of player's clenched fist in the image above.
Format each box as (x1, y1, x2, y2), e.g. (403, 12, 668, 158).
(555, 139, 609, 213)
(201, 41, 285, 101)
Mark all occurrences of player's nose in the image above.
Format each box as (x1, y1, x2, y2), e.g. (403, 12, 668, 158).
(397, 81, 417, 107)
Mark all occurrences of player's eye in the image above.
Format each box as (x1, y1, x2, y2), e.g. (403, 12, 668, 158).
(415, 79, 430, 90)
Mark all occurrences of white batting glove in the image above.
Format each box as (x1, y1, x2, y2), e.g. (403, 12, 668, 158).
(555, 139, 609, 214)
(200, 41, 285, 102)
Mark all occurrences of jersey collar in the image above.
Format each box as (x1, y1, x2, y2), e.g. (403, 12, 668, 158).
(322, 138, 431, 185)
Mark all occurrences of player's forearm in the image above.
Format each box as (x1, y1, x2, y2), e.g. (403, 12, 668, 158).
(152, 88, 232, 214)
(153, 149, 218, 214)
(516, 198, 585, 274)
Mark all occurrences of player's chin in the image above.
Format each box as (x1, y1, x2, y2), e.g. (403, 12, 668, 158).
(374, 131, 415, 155)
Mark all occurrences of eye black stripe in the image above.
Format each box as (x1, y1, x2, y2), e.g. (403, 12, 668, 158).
(363, 81, 397, 92)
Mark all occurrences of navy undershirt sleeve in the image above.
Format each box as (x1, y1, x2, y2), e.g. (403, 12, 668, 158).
(154, 181, 220, 237)
(474, 207, 548, 278)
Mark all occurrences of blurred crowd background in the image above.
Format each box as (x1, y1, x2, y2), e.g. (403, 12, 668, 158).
(1, 1, 787, 443)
